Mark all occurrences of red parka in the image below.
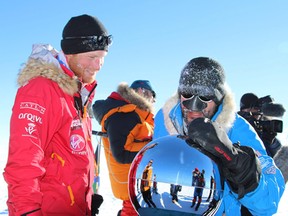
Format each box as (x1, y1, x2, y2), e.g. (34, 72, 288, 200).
(3, 45, 97, 216)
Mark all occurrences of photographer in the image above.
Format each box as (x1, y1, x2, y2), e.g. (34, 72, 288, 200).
(238, 93, 285, 157)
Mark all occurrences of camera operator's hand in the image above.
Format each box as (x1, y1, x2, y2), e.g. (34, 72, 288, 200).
(260, 130, 282, 157)
(186, 118, 261, 199)
(261, 131, 277, 144)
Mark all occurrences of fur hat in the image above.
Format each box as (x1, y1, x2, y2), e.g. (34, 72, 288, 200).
(61, 14, 112, 54)
(178, 57, 226, 104)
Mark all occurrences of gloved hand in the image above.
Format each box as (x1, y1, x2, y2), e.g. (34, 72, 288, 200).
(261, 130, 277, 144)
(186, 118, 261, 199)
(21, 208, 41, 216)
(91, 194, 104, 215)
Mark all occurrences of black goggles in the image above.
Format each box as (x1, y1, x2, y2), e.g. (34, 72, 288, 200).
(181, 94, 212, 111)
(181, 94, 212, 102)
(64, 35, 113, 47)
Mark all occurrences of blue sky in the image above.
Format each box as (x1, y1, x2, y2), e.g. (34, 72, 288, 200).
(1, 0, 288, 149)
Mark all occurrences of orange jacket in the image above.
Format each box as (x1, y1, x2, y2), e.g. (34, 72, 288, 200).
(93, 87, 154, 201)
(140, 166, 153, 192)
(101, 104, 154, 200)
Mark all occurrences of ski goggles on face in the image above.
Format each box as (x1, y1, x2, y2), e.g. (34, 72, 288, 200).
(180, 94, 212, 112)
(64, 35, 113, 48)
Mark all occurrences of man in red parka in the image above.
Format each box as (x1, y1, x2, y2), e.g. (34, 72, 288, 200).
(3, 14, 112, 216)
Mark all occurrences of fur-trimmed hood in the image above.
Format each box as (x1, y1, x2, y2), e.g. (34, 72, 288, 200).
(17, 44, 78, 96)
(116, 82, 154, 113)
(93, 82, 154, 124)
(160, 83, 236, 135)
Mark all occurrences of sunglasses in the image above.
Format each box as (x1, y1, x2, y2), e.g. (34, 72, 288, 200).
(181, 94, 212, 103)
(65, 35, 113, 47)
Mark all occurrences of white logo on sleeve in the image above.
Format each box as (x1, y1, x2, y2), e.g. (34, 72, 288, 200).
(19, 113, 43, 124)
(25, 123, 36, 134)
(22, 123, 37, 138)
(20, 102, 46, 114)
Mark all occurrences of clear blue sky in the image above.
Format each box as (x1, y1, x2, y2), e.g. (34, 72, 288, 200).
(1, 0, 288, 149)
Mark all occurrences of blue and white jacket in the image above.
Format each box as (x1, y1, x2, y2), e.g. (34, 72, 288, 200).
(154, 88, 285, 216)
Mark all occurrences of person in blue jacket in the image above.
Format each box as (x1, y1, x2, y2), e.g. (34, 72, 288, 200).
(154, 57, 285, 215)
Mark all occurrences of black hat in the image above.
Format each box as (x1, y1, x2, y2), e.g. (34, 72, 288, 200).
(178, 57, 225, 104)
(61, 14, 112, 54)
(240, 93, 259, 110)
(130, 80, 156, 98)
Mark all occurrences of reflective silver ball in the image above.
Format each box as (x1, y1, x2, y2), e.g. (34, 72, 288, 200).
(128, 135, 222, 215)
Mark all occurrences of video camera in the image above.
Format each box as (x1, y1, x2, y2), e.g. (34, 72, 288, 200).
(254, 95, 285, 133)
(256, 119, 283, 133)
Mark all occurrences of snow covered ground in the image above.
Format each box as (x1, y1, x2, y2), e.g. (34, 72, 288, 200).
(1, 143, 288, 215)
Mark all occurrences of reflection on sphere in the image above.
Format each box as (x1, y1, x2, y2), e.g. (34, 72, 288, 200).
(128, 135, 222, 216)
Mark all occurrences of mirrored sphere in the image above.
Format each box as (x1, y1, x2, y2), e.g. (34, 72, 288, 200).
(128, 135, 222, 216)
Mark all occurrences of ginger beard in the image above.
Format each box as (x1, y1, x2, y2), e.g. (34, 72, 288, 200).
(75, 63, 97, 84)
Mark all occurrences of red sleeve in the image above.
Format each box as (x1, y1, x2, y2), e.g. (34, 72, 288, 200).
(3, 77, 61, 215)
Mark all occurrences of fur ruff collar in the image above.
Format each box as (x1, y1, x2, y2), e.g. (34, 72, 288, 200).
(116, 82, 154, 113)
(17, 44, 78, 96)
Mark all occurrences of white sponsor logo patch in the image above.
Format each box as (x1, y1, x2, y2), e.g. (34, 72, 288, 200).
(70, 134, 85, 152)
(71, 118, 82, 130)
(20, 102, 46, 114)
(23, 123, 37, 137)
(19, 113, 43, 124)
(265, 165, 276, 175)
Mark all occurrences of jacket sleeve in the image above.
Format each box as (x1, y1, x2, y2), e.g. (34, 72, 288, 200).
(229, 115, 285, 215)
(274, 145, 288, 183)
(105, 111, 140, 164)
(154, 109, 167, 139)
(3, 78, 60, 215)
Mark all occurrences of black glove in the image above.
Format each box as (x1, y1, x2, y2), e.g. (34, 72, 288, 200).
(186, 118, 261, 199)
(261, 130, 277, 144)
(21, 208, 41, 216)
(91, 194, 104, 215)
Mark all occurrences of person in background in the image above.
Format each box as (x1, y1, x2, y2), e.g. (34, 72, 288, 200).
(206, 176, 215, 202)
(92, 80, 155, 216)
(154, 57, 285, 215)
(238, 93, 285, 157)
(191, 169, 205, 211)
(170, 184, 182, 204)
(140, 160, 157, 208)
(238, 93, 288, 183)
(3, 14, 112, 216)
(152, 174, 159, 194)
